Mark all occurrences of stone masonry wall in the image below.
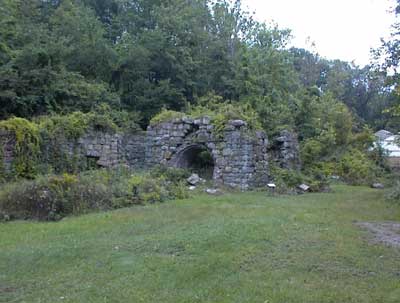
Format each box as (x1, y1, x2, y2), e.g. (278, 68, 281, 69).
(70, 131, 147, 168)
(271, 130, 301, 170)
(0, 117, 300, 190)
(40, 130, 147, 171)
(145, 117, 269, 190)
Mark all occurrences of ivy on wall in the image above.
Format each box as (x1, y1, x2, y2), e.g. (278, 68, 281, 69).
(0, 118, 40, 179)
(0, 106, 142, 181)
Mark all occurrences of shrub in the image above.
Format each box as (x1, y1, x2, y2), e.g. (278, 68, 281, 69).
(150, 102, 263, 140)
(188, 102, 262, 138)
(338, 149, 378, 185)
(270, 165, 304, 193)
(149, 165, 191, 184)
(0, 117, 40, 179)
(300, 128, 336, 167)
(0, 165, 192, 221)
(270, 163, 330, 194)
(169, 181, 190, 200)
(0, 173, 112, 221)
(130, 166, 190, 204)
(150, 109, 186, 125)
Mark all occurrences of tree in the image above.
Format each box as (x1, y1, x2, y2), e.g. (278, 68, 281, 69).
(372, 0, 400, 129)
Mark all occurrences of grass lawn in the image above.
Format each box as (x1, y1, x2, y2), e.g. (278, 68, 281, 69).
(1, 185, 400, 303)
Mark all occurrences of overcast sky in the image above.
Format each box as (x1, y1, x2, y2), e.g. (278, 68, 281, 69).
(243, 0, 397, 66)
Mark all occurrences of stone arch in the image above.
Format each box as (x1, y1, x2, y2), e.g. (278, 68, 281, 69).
(144, 117, 271, 189)
(170, 143, 216, 179)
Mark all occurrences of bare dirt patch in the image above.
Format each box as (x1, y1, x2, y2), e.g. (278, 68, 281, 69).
(356, 222, 400, 248)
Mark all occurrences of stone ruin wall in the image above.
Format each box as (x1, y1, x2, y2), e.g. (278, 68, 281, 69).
(0, 117, 301, 190)
(270, 130, 301, 170)
(38, 131, 147, 170)
(145, 117, 269, 190)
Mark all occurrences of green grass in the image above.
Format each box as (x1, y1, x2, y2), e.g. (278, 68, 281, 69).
(1, 185, 400, 303)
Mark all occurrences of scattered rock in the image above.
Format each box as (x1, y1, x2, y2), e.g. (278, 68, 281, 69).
(188, 186, 197, 191)
(187, 174, 201, 186)
(371, 183, 385, 189)
(229, 120, 247, 128)
(205, 188, 223, 195)
(298, 184, 310, 192)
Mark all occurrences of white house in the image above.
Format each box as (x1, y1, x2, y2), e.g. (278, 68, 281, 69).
(375, 130, 400, 169)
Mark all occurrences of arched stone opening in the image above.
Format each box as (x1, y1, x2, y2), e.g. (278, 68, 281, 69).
(172, 144, 215, 179)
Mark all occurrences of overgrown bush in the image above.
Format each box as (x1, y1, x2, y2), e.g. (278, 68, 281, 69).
(269, 164, 329, 194)
(38, 104, 141, 140)
(149, 165, 191, 183)
(0, 106, 142, 181)
(0, 173, 112, 221)
(337, 149, 379, 185)
(131, 166, 190, 204)
(0, 117, 40, 179)
(150, 109, 186, 125)
(0, 166, 191, 221)
(189, 102, 262, 138)
(150, 101, 263, 140)
(300, 129, 337, 167)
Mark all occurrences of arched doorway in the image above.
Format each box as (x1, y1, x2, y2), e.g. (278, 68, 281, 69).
(171, 144, 215, 179)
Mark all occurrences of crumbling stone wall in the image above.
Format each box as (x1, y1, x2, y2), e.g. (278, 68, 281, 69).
(270, 130, 301, 170)
(145, 117, 269, 190)
(41, 131, 147, 169)
(0, 117, 301, 190)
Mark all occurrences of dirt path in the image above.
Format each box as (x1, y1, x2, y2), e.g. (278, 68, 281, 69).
(357, 222, 400, 248)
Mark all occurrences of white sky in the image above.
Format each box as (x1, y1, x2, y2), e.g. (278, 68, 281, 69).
(243, 0, 397, 66)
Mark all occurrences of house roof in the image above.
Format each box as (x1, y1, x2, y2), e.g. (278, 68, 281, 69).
(375, 130, 394, 141)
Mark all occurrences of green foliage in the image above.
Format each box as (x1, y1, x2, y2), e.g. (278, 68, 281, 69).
(250, 95, 295, 136)
(39, 112, 92, 140)
(0, 166, 191, 221)
(150, 101, 262, 140)
(150, 109, 186, 126)
(130, 175, 168, 204)
(39, 105, 141, 140)
(210, 103, 262, 137)
(0, 117, 39, 178)
(130, 166, 190, 204)
(0, 0, 394, 143)
(300, 129, 337, 167)
(0, 0, 396, 191)
(338, 149, 378, 185)
(188, 100, 263, 138)
(297, 92, 385, 186)
(269, 164, 329, 193)
(0, 106, 142, 180)
(149, 165, 191, 184)
(0, 173, 112, 221)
